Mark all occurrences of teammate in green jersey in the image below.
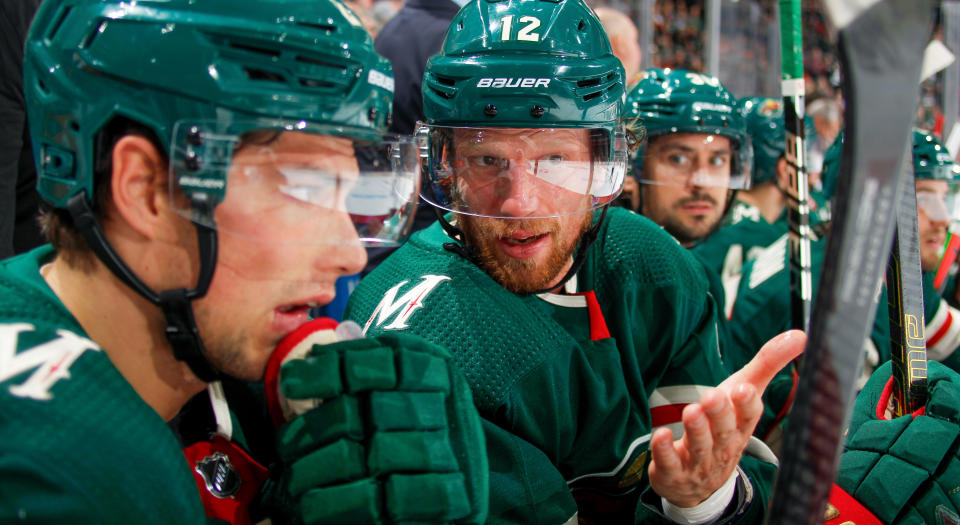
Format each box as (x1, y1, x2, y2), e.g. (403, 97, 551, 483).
(345, 0, 804, 522)
(624, 68, 752, 248)
(870, 130, 960, 372)
(0, 0, 487, 523)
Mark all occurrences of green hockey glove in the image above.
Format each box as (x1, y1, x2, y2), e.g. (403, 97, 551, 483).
(264, 319, 488, 524)
(836, 360, 960, 524)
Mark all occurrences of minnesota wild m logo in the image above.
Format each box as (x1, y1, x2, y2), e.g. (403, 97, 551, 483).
(0, 323, 100, 400)
(363, 275, 451, 333)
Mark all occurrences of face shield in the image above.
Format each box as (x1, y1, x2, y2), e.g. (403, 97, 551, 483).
(168, 119, 420, 280)
(636, 132, 751, 190)
(420, 125, 627, 220)
(917, 181, 960, 222)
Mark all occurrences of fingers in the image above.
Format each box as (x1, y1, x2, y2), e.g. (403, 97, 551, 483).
(650, 426, 683, 475)
(722, 329, 806, 394)
(731, 383, 762, 430)
(680, 403, 713, 465)
(700, 389, 739, 449)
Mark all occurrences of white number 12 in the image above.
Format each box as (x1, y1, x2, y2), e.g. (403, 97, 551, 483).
(501, 15, 541, 42)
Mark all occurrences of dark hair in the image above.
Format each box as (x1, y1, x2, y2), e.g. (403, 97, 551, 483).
(39, 116, 166, 267)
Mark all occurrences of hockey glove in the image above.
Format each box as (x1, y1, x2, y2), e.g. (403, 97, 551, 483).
(835, 360, 960, 524)
(264, 318, 488, 524)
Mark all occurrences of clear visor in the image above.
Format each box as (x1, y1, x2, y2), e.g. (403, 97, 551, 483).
(169, 120, 420, 248)
(420, 125, 626, 219)
(636, 133, 751, 190)
(917, 190, 960, 223)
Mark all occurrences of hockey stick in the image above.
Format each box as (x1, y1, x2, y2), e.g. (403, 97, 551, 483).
(886, 144, 928, 416)
(764, 1, 935, 523)
(779, 0, 812, 332)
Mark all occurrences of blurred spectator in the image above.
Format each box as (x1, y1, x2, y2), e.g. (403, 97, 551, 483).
(806, 96, 842, 185)
(0, 0, 44, 260)
(344, 0, 383, 37)
(370, 0, 403, 27)
(595, 6, 643, 85)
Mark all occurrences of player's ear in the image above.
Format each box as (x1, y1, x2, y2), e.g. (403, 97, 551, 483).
(108, 135, 178, 241)
(776, 156, 791, 189)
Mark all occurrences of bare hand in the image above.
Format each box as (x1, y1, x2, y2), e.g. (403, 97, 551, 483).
(648, 329, 806, 507)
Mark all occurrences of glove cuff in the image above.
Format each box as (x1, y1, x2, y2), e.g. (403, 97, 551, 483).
(876, 377, 926, 421)
(825, 484, 881, 525)
(264, 317, 341, 426)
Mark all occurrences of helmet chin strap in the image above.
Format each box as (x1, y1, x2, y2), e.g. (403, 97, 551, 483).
(436, 204, 609, 295)
(530, 206, 608, 295)
(67, 192, 222, 383)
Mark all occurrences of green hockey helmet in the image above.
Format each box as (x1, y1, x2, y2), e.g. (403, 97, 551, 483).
(419, 0, 627, 219)
(914, 129, 960, 182)
(625, 68, 751, 191)
(24, 0, 422, 382)
(739, 97, 786, 186)
(26, 0, 420, 249)
(913, 129, 960, 223)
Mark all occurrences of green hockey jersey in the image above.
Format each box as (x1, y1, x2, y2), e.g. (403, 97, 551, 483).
(0, 246, 209, 523)
(694, 201, 787, 279)
(344, 207, 777, 524)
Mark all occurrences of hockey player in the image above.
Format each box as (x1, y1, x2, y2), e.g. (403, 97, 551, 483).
(344, 0, 804, 522)
(870, 130, 960, 372)
(693, 96, 828, 279)
(625, 68, 752, 248)
(0, 0, 487, 523)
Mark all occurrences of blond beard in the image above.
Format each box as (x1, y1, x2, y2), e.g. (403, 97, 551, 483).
(459, 214, 591, 294)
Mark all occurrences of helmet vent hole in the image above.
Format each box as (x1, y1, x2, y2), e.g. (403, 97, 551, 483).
(69, 121, 79, 132)
(46, 6, 73, 41)
(228, 41, 281, 58)
(436, 76, 456, 87)
(296, 55, 347, 71)
(429, 87, 455, 100)
(577, 78, 600, 88)
(81, 20, 107, 49)
(458, 20, 464, 31)
(578, 19, 586, 31)
(583, 91, 602, 102)
(36, 78, 48, 95)
(295, 21, 338, 33)
(243, 67, 286, 83)
(300, 77, 336, 89)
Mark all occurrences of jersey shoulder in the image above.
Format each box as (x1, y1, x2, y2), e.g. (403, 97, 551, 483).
(0, 249, 206, 523)
(594, 207, 709, 298)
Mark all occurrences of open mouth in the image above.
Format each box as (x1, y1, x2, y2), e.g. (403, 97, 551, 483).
(502, 233, 548, 246)
(273, 299, 328, 337)
(276, 301, 321, 313)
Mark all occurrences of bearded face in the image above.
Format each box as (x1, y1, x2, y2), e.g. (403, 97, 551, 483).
(448, 127, 599, 293)
(459, 213, 592, 293)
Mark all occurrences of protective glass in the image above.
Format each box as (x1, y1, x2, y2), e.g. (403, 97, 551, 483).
(169, 120, 420, 248)
(637, 133, 751, 190)
(420, 125, 626, 219)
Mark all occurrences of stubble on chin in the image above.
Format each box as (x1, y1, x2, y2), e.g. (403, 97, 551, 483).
(459, 214, 589, 294)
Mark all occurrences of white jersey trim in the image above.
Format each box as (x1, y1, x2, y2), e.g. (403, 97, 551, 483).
(926, 298, 960, 362)
(649, 385, 713, 408)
